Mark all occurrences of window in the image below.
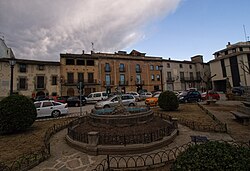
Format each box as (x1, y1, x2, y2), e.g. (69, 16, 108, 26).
(76, 59, 85, 65)
(105, 74, 111, 85)
(78, 73, 84, 82)
(151, 74, 155, 81)
(189, 65, 192, 69)
(119, 63, 125, 72)
(167, 72, 172, 81)
(196, 72, 201, 80)
(52, 76, 57, 85)
(136, 74, 141, 84)
(94, 93, 101, 97)
(156, 74, 160, 81)
(150, 65, 154, 70)
(42, 102, 53, 107)
(179, 64, 183, 68)
(66, 59, 75, 65)
(67, 73, 74, 83)
(136, 64, 141, 72)
(19, 77, 27, 90)
(88, 73, 94, 83)
(190, 72, 194, 80)
(105, 63, 111, 72)
(19, 64, 27, 72)
(38, 65, 44, 70)
(120, 74, 125, 85)
(35, 102, 41, 108)
(155, 65, 159, 70)
(37, 76, 45, 89)
(220, 59, 227, 77)
(87, 60, 94, 66)
(180, 72, 184, 80)
(167, 63, 170, 68)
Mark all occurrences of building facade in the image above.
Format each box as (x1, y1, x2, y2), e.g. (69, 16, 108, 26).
(210, 42, 250, 92)
(60, 50, 163, 96)
(0, 38, 61, 99)
(162, 55, 210, 92)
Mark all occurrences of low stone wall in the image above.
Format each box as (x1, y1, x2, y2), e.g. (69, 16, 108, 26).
(89, 110, 154, 127)
(66, 129, 178, 156)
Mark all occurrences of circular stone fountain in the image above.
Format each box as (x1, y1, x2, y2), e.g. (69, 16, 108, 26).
(66, 105, 178, 155)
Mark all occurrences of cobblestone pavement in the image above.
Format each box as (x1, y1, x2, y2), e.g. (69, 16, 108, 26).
(30, 99, 241, 171)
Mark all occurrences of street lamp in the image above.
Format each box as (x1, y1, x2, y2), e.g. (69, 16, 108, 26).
(158, 65, 163, 91)
(9, 57, 16, 95)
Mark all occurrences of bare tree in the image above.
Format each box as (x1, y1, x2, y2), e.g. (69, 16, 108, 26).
(240, 60, 250, 74)
(200, 71, 216, 100)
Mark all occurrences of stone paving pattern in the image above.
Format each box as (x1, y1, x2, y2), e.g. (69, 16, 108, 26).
(30, 100, 249, 171)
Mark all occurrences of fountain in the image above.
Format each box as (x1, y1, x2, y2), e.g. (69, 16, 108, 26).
(66, 95, 178, 155)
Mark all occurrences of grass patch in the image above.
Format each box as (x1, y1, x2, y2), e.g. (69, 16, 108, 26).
(0, 118, 73, 166)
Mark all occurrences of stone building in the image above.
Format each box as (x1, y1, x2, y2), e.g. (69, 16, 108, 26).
(209, 41, 250, 92)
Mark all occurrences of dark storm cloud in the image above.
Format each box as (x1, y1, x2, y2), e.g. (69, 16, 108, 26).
(0, 0, 181, 61)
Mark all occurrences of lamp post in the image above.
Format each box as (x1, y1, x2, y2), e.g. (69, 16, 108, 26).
(158, 65, 163, 91)
(9, 58, 16, 95)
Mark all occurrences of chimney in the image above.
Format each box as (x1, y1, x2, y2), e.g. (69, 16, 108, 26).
(82, 50, 84, 54)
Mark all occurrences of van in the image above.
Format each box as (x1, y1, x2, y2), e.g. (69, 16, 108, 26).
(86, 92, 108, 103)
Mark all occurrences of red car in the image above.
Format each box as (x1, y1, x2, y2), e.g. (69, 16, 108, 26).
(201, 91, 220, 100)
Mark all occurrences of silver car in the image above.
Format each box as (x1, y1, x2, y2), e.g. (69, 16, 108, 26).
(94, 94, 137, 109)
(34, 100, 69, 118)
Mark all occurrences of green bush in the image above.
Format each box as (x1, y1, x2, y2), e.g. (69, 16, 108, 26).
(158, 90, 179, 111)
(172, 141, 250, 171)
(0, 95, 37, 134)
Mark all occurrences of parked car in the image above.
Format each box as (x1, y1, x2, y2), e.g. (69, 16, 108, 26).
(127, 91, 140, 101)
(86, 92, 108, 103)
(35, 95, 51, 101)
(232, 86, 244, 96)
(201, 91, 220, 100)
(145, 92, 161, 106)
(66, 96, 86, 107)
(178, 90, 201, 103)
(139, 92, 152, 100)
(94, 94, 137, 109)
(34, 100, 68, 118)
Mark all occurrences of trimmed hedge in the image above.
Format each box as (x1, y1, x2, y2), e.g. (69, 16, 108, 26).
(172, 141, 250, 170)
(0, 95, 37, 134)
(158, 90, 179, 111)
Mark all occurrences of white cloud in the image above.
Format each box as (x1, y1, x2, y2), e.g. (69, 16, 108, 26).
(0, 0, 181, 61)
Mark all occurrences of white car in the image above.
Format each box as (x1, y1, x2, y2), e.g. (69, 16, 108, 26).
(94, 94, 137, 109)
(127, 91, 140, 101)
(86, 92, 108, 103)
(34, 100, 69, 118)
(139, 92, 152, 100)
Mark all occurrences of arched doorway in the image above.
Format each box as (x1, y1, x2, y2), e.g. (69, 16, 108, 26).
(67, 88, 74, 97)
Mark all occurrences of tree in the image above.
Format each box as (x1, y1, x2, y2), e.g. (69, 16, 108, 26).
(0, 95, 37, 134)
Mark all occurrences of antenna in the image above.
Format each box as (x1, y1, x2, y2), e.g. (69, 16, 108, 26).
(91, 42, 95, 51)
(243, 25, 249, 41)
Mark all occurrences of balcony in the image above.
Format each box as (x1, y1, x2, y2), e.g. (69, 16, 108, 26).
(103, 81, 115, 86)
(35, 83, 46, 90)
(119, 80, 128, 86)
(119, 67, 126, 72)
(180, 77, 200, 82)
(63, 79, 99, 86)
(136, 68, 142, 73)
(166, 77, 175, 82)
(135, 80, 144, 85)
(105, 67, 111, 72)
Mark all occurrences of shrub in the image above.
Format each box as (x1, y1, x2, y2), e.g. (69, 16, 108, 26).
(158, 90, 179, 111)
(0, 95, 37, 134)
(172, 141, 250, 171)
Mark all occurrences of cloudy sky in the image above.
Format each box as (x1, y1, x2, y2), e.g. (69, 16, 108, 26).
(0, 0, 180, 61)
(1, 0, 249, 62)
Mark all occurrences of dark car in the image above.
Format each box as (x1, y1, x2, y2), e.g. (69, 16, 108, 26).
(178, 90, 201, 103)
(66, 96, 86, 107)
(232, 86, 244, 96)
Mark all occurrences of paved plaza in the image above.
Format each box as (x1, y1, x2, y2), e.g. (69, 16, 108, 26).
(29, 99, 246, 171)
